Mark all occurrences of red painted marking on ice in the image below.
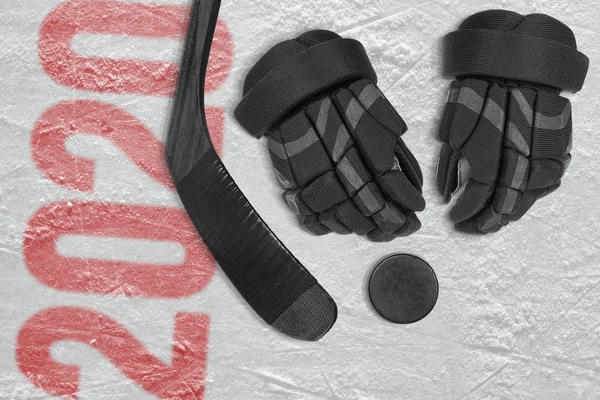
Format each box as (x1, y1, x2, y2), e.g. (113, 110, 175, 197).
(206, 105, 225, 157)
(21, 0, 230, 395)
(16, 307, 210, 399)
(31, 100, 224, 192)
(38, 0, 233, 96)
(24, 201, 215, 298)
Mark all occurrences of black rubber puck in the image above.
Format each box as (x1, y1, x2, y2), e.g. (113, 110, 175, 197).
(368, 254, 438, 324)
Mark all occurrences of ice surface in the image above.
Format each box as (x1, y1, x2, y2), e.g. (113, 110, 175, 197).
(1, 0, 600, 399)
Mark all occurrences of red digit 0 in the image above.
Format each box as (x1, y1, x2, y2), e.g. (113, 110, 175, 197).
(16, 307, 210, 399)
(38, 0, 233, 96)
(24, 201, 215, 298)
(31, 100, 224, 192)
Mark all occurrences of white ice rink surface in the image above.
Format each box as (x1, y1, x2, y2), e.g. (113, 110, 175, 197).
(1, 0, 600, 399)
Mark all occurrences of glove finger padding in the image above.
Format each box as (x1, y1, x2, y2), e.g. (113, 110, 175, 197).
(236, 30, 425, 242)
(438, 10, 588, 234)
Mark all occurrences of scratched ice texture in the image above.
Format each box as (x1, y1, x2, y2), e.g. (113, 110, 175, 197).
(1, 0, 600, 399)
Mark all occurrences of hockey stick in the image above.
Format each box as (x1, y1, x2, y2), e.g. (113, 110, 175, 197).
(166, 0, 337, 341)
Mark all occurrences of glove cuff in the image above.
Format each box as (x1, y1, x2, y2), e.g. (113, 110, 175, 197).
(235, 30, 377, 138)
(443, 10, 589, 92)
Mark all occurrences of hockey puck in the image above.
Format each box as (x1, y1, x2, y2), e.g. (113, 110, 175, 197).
(368, 254, 438, 324)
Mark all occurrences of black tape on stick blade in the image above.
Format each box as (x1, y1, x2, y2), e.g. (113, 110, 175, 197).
(166, 0, 337, 341)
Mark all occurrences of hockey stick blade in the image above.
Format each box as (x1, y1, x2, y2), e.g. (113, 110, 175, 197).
(166, 0, 337, 341)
